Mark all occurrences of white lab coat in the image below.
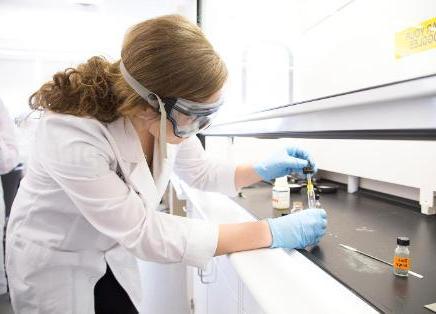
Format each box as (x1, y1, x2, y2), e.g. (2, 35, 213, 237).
(6, 112, 237, 313)
(0, 98, 19, 295)
(0, 183, 6, 295)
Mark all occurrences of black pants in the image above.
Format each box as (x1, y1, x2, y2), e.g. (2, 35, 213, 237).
(94, 265, 138, 314)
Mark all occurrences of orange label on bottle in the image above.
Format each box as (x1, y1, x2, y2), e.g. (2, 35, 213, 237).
(393, 256, 410, 271)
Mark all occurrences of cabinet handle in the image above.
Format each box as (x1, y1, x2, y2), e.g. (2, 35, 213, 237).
(197, 261, 217, 284)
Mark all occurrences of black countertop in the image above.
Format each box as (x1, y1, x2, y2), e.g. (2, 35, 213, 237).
(232, 183, 436, 314)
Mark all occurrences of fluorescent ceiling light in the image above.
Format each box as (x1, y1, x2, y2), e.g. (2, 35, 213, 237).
(69, 0, 103, 6)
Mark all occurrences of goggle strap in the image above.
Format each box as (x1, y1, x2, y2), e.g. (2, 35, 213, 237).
(157, 97, 167, 159)
(119, 60, 159, 109)
(120, 60, 167, 159)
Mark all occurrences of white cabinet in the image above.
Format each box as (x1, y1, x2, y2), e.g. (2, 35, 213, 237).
(241, 286, 264, 314)
(186, 201, 264, 314)
(190, 265, 208, 314)
(207, 256, 239, 314)
(187, 201, 209, 314)
(188, 257, 264, 314)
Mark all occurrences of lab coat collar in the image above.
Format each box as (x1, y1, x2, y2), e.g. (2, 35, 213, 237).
(106, 117, 145, 164)
(106, 116, 178, 205)
(107, 117, 144, 163)
(106, 116, 177, 166)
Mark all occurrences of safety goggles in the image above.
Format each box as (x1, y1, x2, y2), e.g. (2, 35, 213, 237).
(159, 96, 223, 138)
(120, 61, 223, 139)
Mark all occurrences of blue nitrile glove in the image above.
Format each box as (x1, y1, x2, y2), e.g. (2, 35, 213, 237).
(253, 147, 316, 181)
(267, 208, 327, 249)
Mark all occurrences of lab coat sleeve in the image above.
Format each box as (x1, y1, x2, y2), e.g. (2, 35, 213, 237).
(37, 115, 218, 268)
(173, 136, 238, 196)
(0, 99, 19, 175)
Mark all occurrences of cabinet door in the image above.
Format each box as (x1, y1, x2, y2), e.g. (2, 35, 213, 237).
(187, 204, 263, 314)
(191, 265, 208, 314)
(188, 205, 208, 314)
(207, 256, 239, 314)
(242, 284, 265, 314)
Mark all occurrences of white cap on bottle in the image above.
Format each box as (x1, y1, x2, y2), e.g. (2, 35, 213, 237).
(274, 176, 288, 187)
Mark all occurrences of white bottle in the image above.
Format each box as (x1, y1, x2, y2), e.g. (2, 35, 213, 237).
(272, 176, 290, 210)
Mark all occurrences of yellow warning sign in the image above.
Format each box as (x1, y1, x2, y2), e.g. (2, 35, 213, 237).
(395, 17, 436, 58)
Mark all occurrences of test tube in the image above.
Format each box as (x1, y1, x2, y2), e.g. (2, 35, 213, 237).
(303, 163, 316, 209)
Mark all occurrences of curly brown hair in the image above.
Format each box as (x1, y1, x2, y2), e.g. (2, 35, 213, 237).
(29, 15, 228, 123)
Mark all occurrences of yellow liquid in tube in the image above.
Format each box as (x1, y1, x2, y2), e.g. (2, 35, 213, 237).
(306, 174, 316, 209)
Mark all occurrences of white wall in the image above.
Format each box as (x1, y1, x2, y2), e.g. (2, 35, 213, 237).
(200, 0, 299, 120)
(201, 0, 378, 121)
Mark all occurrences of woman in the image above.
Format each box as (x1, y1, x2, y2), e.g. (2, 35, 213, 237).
(6, 15, 326, 314)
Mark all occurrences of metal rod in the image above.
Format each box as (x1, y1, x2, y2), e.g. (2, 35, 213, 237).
(339, 244, 423, 279)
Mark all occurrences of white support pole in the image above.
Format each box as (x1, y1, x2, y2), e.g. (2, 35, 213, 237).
(347, 175, 360, 194)
(419, 188, 436, 215)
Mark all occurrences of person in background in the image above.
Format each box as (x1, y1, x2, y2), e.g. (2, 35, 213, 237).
(6, 15, 327, 314)
(0, 97, 19, 295)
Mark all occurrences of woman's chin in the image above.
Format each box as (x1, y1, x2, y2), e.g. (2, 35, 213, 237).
(167, 137, 185, 144)
(149, 123, 185, 144)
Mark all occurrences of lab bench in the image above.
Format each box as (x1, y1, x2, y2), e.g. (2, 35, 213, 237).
(232, 182, 436, 314)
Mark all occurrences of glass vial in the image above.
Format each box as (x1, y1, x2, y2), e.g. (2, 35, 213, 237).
(393, 237, 410, 277)
(272, 176, 290, 210)
(291, 201, 304, 213)
(315, 194, 322, 208)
